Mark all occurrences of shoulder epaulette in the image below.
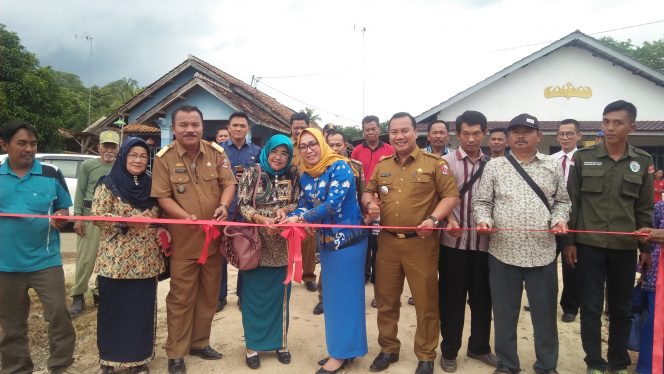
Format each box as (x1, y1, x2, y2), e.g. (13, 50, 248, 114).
(350, 159, 362, 167)
(210, 142, 226, 154)
(378, 154, 394, 162)
(633, 146, 651, 157)
(422, 151, 442, 159)
(156, 144, 173, 158)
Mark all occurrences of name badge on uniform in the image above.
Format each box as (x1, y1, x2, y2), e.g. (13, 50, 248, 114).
(380, 172, 391, 177)
(583, 161, 602, 166)
(630, 161, 640, 173)
(177, 185, 186, 193)
(175, 167, 186, 173)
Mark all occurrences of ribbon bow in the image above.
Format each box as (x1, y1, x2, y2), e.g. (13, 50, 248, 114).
(198, 224, 220, 265)
(280, 226, 306, 285)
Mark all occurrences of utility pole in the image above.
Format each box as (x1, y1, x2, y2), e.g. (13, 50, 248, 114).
(75, 33, 94, 126)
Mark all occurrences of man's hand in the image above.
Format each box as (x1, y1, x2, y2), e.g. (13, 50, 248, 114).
(73, 220, 86, 237)
(213, 205, 228, 222)
(50, 209, 69, 230)
(563, 245, 577, 268)
(446, 219, 462, 238)
(551, 221, 568, 235)
(415, 218, 435, 238)
(186, 214, 198, 230)
(476, 222, 494, 235)
(639, 252, 652, 274)
(635, 227, 664, 244)
(366, 200, 380, 221)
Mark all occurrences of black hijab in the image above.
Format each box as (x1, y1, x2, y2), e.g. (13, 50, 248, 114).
(98, 137, 155, 211)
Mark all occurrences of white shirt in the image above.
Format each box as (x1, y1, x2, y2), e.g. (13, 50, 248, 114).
(551, 147, 577, 183)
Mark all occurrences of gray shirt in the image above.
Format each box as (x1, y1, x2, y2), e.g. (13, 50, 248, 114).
(473, 152, 571, 267)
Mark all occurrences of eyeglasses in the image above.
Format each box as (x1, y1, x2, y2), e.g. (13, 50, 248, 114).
(127, 153, 149, 161)
(557, 132, 578, 138)
(269, 149, 290, 159)
(298, 142, 320, 152)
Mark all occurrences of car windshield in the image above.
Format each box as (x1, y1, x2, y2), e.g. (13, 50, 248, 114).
(39, 159, 79, 178)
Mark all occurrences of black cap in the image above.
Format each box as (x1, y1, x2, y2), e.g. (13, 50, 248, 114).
(323, 123, 337, 133)
(507, 113, 539, 131)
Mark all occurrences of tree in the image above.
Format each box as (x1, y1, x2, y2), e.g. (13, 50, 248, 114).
(337, 125, 363, 142)
(301, 107, 321, 124)
(599, 36, 664, 75)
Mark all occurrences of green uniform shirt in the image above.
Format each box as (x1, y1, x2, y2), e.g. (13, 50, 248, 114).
(73, 158, 113, 215)
(566, 143, 654, 251)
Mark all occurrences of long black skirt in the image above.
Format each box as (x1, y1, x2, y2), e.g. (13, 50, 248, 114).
(97, 276, 157, 368)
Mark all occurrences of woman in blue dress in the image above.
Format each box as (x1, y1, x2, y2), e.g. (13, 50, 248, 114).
(281, 128, 368, 374)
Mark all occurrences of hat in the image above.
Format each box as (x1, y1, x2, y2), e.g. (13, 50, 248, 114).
(99, 130, 120, 145)
(323, 123, 337, 133)
(596, 130, 605, 137)
(507, 113, 539, 131)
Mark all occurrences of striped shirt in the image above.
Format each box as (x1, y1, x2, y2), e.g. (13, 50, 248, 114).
(440, 148, 489, 251)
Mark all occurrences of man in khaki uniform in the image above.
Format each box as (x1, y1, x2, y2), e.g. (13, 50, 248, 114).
(289, 112, 319, 292)
(363, 112, 459, 374)
(151, 105, 236, 374)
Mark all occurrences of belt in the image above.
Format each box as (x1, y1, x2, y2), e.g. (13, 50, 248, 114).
(83, 200, 92, 208)
(383, 230, 419, 239)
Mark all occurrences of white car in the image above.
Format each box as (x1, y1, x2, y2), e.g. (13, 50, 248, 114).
(35, 154, 100, 213)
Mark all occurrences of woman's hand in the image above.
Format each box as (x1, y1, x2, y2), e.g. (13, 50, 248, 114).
(275, 208, 289, 222)
(279, 216, 300, 225)
(156, 227, 171, 247)
(127, 210, 151, 229)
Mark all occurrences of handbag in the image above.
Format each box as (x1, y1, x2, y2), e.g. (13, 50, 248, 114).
(219, 166, 262, 271)
(157, 230, 171, 281)
(627, 283, 649, 352)
(506, 155, 551, 212)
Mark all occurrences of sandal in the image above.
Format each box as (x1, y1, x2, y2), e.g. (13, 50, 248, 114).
(276, 349, 291, 364)
(130, 365, 150, 374)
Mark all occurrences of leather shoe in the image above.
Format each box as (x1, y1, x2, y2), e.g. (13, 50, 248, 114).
(313, 302, 324, 315)
(440, 357, 457, 372)
(276, 350, 291, 364)
(370, 352, 399, 371)
(468, 352, 498, 367)
(416, 361, 434, 374)
(305, 281, 317, 292)
(245, 354, 260, 369)
(561, 313, 576, 323)
(167, 358, 186, 374)
(189, 346, 222, 360)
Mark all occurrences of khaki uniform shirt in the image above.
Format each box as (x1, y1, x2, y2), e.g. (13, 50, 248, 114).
(567, 143, 654, 251)
(151, 140, 237, 259)
(366, 147, 459, 233)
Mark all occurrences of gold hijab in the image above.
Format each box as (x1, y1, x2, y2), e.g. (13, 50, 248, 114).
(298, 128, 358, 178)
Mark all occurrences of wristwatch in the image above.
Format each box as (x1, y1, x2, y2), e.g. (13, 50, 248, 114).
(427, 215, 440, 227)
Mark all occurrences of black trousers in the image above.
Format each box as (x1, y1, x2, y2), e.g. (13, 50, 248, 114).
(558, 236, 578, 315)
(438, 246, 492, 359)
(365, 234, 378, 283)
(577, 244, 636, 371)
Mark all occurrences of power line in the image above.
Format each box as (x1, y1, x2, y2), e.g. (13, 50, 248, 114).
(257, 70, 360, 80)
(255, 79, 359, 124)
(492, 19, 664, 52)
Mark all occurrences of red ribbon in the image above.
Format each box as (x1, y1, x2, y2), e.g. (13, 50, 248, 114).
(654, 250, 664, 374)
(159, 231, 172, 257)
(280, 227, 306, 285)
(199, 224, 220, 265)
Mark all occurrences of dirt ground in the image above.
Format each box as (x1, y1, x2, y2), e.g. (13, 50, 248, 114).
(11, 234, 640, 374)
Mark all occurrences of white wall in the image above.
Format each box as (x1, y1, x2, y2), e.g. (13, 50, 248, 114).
(437, 46, 664, 122)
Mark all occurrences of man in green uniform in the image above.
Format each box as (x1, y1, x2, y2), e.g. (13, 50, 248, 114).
(564, 100, 653, 374)
(363, 112, 459, 374)
(69, 130, 119, 317)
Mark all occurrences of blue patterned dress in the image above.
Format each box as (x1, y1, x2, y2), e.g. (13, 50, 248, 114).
(292, 160, 368, 359)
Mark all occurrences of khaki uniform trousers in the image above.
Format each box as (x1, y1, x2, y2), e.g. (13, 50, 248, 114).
(301, 234, 317, 283)
(70, 207, 101, 297)
(375, 233, 440, 361)
(165, 252, 223, 358)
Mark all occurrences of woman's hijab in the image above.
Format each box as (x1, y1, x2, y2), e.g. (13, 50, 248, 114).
(259, 134, 293, 177)
(98, 137, 155, 210)
(298, 128, 357, 178)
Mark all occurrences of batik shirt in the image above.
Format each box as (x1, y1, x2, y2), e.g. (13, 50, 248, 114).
(643, 201, 664, 292)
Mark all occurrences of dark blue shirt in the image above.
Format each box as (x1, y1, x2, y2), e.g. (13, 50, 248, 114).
(221, 139, 262, 218)
(0, 159, 72, 272)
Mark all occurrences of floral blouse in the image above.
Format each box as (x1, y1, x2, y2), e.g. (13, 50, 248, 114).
(238, 166, 300, 267)
(291, 160, 367, 251)
(643, 201, 663, 292)
(92, 184, 165, 279)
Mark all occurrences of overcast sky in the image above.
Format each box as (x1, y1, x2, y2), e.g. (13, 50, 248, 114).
(2, 0, 663, 126)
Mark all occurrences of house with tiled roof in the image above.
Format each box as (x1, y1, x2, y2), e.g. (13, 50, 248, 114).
(84, 55, 296, 148)
(415, 30, 664, 167)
